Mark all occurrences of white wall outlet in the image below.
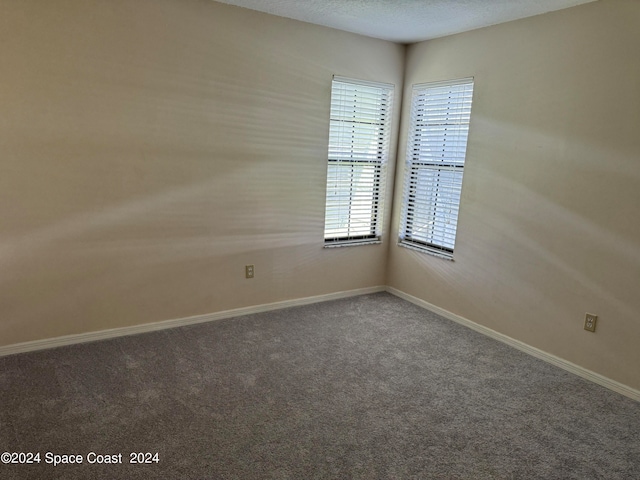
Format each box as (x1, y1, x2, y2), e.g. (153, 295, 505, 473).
(245, 265, 254, 279)
(584, 313, 597, 332)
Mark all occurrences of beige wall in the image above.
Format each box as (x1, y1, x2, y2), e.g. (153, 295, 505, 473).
(388, 0, 640, 390)
(3, 0, 638, 393)
(0, 0, 404, 345)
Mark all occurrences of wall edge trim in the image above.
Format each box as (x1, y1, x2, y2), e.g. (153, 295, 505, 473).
(0, 286, 386, 358)
(385, 286, 640, 403)
(3, 284, 637, 403)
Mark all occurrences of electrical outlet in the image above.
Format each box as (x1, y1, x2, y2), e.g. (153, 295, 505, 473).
(245, 265, 254, 279)
(584, 313, 597, 332)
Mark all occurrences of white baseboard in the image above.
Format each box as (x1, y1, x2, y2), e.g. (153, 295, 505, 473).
(0, 286, 385, 358)
(386, 286, 640, 403)
(2, 284, 637, 403)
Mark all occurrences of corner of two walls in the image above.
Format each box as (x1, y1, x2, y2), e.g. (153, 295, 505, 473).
(386, 0, 640, 392)
(2, 0, 638, 394)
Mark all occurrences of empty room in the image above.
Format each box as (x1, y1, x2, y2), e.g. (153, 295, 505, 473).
(1, 0, 638, 478)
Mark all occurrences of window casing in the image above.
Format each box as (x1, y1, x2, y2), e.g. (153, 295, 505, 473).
(399, 78, 474, 258)
(324, 76, 394, 246)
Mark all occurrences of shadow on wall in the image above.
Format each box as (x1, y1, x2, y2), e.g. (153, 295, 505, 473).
(463, 112, 640, 318)
(0, 157, 326, 340)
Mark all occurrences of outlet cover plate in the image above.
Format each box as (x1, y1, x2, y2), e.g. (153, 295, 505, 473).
(584, 313, 597, 332)
(245, 265, 254, 279)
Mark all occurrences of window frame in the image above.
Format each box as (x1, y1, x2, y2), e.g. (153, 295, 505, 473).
(399, 77, 475, 259)
(323, 76, 394, 247)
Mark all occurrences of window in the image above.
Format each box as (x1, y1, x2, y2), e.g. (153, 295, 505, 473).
(399, 78, 474, 258)
(323, 76, 394, 246)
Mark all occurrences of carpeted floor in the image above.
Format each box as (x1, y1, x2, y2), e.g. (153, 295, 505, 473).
(0, 292, 638, 479)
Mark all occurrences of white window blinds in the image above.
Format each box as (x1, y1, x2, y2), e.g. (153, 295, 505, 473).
(324, 76, 394, 245)
(400, 78, 474, 258)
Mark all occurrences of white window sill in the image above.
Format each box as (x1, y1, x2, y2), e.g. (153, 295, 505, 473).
(324, 239, 382, 248)
(397, 240, 454, 261)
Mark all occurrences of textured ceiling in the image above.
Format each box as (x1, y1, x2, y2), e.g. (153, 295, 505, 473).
(213, 0, 597, 43)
